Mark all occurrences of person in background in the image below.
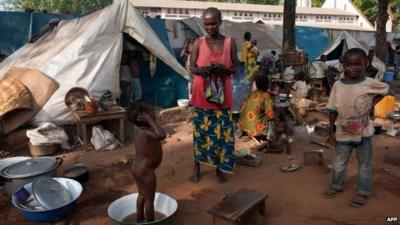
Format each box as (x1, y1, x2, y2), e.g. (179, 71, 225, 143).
(385, 42, 396, 66)
(366, 54, 378, 78)
(291, 72, 308, 99)
(120, 53, 133, 106)
(325, 48, 389, 207)
(245, 40, 259, 82)
(190, 7, 238, 183)
(260, 50, 277, 76)
(129, 52, 142, 102)
(181, 38, 195, 98)
(240, 32, 252, 66)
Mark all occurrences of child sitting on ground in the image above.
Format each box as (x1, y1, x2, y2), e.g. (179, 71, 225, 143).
(264, 121, 291, 154)
(128, 102, 167, 222)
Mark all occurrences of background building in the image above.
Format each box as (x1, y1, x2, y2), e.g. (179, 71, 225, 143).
(132, 0, 393, 32)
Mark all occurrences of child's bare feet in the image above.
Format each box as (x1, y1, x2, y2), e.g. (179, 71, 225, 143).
(216, 168, 227, 184)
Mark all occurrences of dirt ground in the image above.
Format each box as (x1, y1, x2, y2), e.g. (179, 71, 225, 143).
(0, 121, 400, 225)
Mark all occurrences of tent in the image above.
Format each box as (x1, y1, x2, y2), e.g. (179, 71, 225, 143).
(262, 24, 330, 60)
(220, 20, 281, 57)
(319, 31, 386, 79)
(0, 0, 188, 124)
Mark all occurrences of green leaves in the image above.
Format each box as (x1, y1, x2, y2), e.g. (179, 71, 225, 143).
(0, 0, 112, 14)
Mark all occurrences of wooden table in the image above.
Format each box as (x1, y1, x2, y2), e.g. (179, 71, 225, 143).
(208, 189, 268, 225)
(73, 106, 127, 151)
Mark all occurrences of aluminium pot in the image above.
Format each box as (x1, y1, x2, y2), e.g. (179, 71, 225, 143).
(0, 157, 63, 196)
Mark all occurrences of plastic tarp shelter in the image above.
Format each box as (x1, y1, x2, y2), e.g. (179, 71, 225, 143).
(262, 24, 330, 60)
(319, 31, 386, 79)
(0, 12, 76, 56)
(295, 26, 330, 60)
(0, 0, 188, 124)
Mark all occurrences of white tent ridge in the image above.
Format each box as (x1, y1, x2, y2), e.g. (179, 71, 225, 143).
(320, 31, 386, 80)
(0, 0, 188, 124)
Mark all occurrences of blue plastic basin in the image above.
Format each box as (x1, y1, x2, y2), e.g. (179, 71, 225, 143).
(384, 71, 395, 83)
(12, 178, 83, 223)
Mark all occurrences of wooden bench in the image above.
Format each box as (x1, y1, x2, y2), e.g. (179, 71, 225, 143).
(208, 189, 268, 225)
(73, 106, 126, 151)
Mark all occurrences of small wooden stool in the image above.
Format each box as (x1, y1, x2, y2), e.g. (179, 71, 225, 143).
(208, 189, 268, 225)
(73, 106, 127, 151)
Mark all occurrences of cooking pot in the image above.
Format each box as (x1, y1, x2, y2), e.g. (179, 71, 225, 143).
(0, 156, 32, 186)
(0, 157, 63, 196)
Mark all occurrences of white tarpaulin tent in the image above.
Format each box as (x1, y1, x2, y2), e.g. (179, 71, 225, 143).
(320, 31, 386, 79)
(0, 0, 188, 123)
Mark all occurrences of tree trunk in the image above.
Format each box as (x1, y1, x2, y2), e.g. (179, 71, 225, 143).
(282, 0, 296, 52)
(375, 0, 390, 61)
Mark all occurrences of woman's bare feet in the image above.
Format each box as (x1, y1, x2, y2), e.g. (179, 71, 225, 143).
(216, 168, 227, 183)
(190, 161, 201, 183)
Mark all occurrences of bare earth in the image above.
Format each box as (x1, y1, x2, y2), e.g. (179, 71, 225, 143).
(1, 122, 399, 225)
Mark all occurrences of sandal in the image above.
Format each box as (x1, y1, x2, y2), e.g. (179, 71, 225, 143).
(349, 194, 369, 207)
(280, 163, 301, 172)
(324, 187, 341, 198)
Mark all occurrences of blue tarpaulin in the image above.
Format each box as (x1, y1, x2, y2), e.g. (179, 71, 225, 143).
(140, 18, 188, 106)
(0, 11, 77, 56)
(295, 26, 330, 60)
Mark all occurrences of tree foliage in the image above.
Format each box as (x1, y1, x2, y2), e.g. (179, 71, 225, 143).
(311, 0, 325, 7)
(0, 0, 112, 14)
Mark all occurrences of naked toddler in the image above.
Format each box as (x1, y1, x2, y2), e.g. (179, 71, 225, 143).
(128, 103, 167, 222)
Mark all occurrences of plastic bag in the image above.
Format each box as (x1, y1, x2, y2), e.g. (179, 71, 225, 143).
(26, 122, 70, 149)
(90, 126, 118, 151)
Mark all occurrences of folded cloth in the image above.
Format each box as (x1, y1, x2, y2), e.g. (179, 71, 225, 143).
(0, 76, 32, 118)
(205, 76, 224, 105)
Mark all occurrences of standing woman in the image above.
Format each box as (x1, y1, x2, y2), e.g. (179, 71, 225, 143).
(190, 7, 238, 183)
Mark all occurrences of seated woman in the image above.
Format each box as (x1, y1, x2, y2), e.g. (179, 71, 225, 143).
(239, 73, 274, 139)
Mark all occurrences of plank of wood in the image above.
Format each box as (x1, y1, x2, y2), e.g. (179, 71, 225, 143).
(309, 140, 334, 150)
(208, 189, 268, 222)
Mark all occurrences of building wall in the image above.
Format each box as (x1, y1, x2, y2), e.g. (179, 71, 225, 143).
(137, 6, 358, 28)
(322, 0, 392, 32)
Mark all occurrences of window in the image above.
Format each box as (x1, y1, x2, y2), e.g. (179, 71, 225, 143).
(316, 16, 319, 19)
(278, 14, 281, 17)
(244, 13, 247, 16)
(269, 14, 272, 17)
(234, 12, 238, 16)
(264, 14, 267, 17)
(173, 8, 177, 14)
(167, 8, 171, 14)
(179, 9, 183, 14)
(239, 12, 242, 16)
(273, 14, 276, 17)
(249, 13, 253, 16)
(351, 17, 354, 20)
(185, 9, 189, 14)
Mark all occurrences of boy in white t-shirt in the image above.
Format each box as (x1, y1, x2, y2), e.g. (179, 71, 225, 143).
(324, 48, 389, 207)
